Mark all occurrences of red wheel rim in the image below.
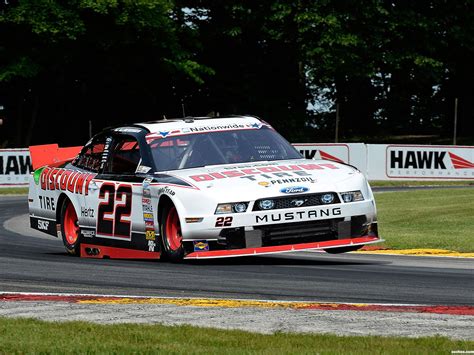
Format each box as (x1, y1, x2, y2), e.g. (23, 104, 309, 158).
(165, 207, 182, 251)
(64, 202, 79, 245)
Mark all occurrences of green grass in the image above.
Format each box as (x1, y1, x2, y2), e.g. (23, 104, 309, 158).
(375, 188, 474, 252)
(370, 180, 473, 187)
(0, 187, 28, 195)
(0, 318, 471, 354)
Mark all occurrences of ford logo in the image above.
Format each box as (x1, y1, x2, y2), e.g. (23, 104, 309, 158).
(280, 186, 309, 194)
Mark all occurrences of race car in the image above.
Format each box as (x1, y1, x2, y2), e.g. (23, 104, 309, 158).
(28, 115, 381, 261)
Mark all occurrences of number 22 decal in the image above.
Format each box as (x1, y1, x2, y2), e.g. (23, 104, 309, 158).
(215, 216, 233, 227)
(97, 183, 132, 238)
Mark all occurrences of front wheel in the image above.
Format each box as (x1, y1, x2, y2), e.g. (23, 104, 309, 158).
(60, 199, 81, 256)
(160, 204, 184, 262)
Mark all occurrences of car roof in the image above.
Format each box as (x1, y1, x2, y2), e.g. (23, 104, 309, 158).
(134, 115, 263, 135)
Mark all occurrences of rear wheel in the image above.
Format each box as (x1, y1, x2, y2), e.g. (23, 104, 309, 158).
(160, 204, 184, 262)
(61, 199, 81, 256)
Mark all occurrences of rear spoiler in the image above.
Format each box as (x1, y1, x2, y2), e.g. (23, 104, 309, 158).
(29, 144, 82, 170)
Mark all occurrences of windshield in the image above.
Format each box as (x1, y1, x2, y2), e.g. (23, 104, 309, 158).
(148, 127, 302, 172)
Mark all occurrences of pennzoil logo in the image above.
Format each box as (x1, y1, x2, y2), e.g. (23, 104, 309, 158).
(39, 167, 96, 195)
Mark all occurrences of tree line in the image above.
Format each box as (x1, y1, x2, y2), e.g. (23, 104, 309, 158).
(0, 0, 473, 147)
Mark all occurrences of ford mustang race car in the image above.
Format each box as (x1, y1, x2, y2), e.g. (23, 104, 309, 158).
(28, 115, 381, 261)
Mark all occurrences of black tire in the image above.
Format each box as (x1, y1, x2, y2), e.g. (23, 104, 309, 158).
(60, 199, 81, 256)
(324, 245, 363, 254)
(159, 203, 185, 262)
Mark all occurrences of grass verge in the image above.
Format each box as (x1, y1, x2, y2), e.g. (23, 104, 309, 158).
(375, 188, 474, 252)
(0, 187, 28, 195)
(0, 317, 472, 354)
(370, 180, 473, 187)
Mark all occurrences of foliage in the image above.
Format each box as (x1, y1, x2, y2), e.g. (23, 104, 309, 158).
(0, 0, 473, 146)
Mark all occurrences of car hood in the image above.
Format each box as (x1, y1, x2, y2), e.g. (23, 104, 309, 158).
(162, 159, 366, 200)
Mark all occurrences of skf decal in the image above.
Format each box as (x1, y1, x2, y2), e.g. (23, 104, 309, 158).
(193, 240, 209, 251)
(190, 163, 339, 182)
(38, 220, 49, 231)
(256, 207, 342, 223)
(39, 167, 96, 195)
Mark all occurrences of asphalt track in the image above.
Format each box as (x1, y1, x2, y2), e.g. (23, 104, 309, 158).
(1, 196, 473, 306)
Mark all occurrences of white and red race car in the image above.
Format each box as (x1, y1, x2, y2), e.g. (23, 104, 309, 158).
(28, 116, 381, 261)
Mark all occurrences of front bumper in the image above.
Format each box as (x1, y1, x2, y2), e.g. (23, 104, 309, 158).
(184, 235, 382, 259)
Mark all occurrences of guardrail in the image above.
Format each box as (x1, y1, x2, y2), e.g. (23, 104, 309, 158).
(1, 144, 473, 187)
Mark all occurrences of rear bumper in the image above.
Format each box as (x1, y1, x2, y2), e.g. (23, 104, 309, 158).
(184, 235, 383, 259)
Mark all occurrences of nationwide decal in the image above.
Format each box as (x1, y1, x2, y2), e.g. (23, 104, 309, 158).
(255, 207, 342, 224)
(189, 163, 339, 182)
(39, 167, 96, 195)
(299, 149, 345, 163)
(387, 146, 474, 178)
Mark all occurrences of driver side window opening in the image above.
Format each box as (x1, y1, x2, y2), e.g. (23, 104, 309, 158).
(106, 137, 142, 174)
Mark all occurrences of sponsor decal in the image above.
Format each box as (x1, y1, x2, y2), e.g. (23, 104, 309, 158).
(142, 204, 153, 213)
(280, 186, 309, 194)
(148, 240, 156, 252)
(143, 213, 154, 221)
(270, 177, 316, 185)
(39, 167, 96, 195)
(114, 127, 142, 133)
(193, 240, 210, 251)
(136, 165, 152, 174)
(38, 196, 55, 211)
(38, 220, 49, 231)
(258, 181, 270, 187)
(142, 179, 159, 240)
(190, 163, 339, 182)
(100, 137, 112, 170)
(80, 229, 96, 238)
(80, 207, 95, 218)
(255, 207, 342, 224)
(145, 230, 156, 241)
(157, 186, 175, 196)
(386, 146, 474, 178)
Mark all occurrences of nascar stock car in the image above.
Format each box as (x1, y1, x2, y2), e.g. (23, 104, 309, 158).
(28, 115, 381, 261)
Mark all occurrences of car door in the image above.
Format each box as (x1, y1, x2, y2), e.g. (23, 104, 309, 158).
(87, 134, 144, 244)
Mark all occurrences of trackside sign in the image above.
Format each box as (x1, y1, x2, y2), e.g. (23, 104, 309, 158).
(385, 145, 474, 179)
(0, 149, 32, 187)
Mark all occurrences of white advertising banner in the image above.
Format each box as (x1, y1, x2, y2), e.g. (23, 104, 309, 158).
(367, 144, 474, 180)
(293, 143, 368, 177)
(0, 149, 32, 187)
